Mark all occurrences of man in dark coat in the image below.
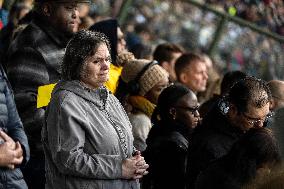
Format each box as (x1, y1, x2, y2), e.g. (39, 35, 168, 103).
(5, 0, 90, 188)
(186, 76, 272, 189)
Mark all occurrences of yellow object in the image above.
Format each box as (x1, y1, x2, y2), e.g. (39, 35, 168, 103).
(37, 83, 56, 108)
(105, 64, 122, 94)
(228, 6, 237, 16)
(128, 95, 156, 118)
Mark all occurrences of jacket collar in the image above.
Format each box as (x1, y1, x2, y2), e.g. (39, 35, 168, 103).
(33, 13, 70, 48)
(203, 104, 244, 138)
(54, 80, 110, 109)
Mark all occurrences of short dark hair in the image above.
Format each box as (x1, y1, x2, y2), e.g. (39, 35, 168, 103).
(61, 30, 110, 80)
(221, 71, 247, 95)
(228, 76, 272, 113)
(153, 83, 194, 122)
(175, 52, 205, 81)
(153, 43, 183, 64)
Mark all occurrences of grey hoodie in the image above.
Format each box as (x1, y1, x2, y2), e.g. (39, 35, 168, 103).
(42, 80, 139, 189)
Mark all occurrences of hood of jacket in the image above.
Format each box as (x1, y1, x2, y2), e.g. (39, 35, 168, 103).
(53, 80, 109, 109)
(89, 19, 118, 64)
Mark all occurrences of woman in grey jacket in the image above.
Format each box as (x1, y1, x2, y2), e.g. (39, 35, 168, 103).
(42, 30, 148, 189)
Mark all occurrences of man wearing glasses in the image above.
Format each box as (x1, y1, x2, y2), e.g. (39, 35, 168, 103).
(186, 76, 272, 189)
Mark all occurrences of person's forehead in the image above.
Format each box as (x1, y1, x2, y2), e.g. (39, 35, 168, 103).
(184, 61, 206, 72)
(246, 102, 270, 117)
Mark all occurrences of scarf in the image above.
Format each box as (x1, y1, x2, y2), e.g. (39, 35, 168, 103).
(128, 95, 156, 118)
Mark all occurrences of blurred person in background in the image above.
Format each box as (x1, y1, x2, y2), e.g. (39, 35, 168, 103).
(0, 64, 30, 189)
(268, 80, 284, 160)
(197, 54, 221, 104)
(5, 0, 90, 188)
(116, 59, 169, 152)
(153, 43, 184, 83)
(195, 128, 281, 189)
(143, 84, 200, 189)
(268, 80, 284, 111)
(186, 76, 272, 188)
(0, 0, 8, 30)
(175, 52, 208, 102)
(90, 18, 130, 94)
(43, 30, 148, 189)
(0, 1, 32, 63)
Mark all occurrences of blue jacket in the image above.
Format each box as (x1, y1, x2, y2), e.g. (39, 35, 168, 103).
(0, 65, 30, 189)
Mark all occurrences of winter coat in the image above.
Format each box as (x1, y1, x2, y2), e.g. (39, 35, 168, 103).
(270, 107, 284, 160)
(6, 13, 69, 158)
(42, 80, 139, 189)
(195, 157, 242, 189)
(0, 65, 30, 189)
(129, 111, 152, 152)
(143, 121, 189, 189)
(186, 103, 244, 189)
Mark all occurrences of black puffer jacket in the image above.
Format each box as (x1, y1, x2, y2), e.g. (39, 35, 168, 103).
(143, 121, 189, 189)
(186, 103, 244, 189)
(0, 65, 30, 189)
(6, 13, 69, 157)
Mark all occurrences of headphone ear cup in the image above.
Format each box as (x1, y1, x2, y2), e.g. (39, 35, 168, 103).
(127, 80, 140, 95)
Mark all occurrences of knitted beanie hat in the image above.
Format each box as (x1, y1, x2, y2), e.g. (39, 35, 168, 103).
(121, 59, 169, 96)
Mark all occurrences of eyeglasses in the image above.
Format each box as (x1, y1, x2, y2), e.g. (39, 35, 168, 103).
(174, 106, 199, 116)
(242, 111, 274, 125)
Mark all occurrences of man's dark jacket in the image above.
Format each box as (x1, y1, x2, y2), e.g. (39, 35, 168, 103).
(6, 14, 69, 158)
(186, 103, 244, 189)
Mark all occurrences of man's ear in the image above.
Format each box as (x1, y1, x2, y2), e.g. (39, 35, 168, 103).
(160, 61, 170, 72)
(43, 3, 51, 17)
(179, 72, 187, 83)
(169, 107, 177, 120)
(229, 103, 238, 117)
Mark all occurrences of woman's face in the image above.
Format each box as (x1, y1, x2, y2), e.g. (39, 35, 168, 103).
(80, 43, 111, 89)
(145, 76, 169, 104)
(174, 93, 200, 129)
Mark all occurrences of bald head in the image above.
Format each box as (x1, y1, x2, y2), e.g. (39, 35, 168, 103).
(268, 80, 284, 110)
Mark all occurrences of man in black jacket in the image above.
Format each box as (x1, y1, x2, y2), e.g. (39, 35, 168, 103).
(186, 76, 272, 189)
(5, 0, 90, 188)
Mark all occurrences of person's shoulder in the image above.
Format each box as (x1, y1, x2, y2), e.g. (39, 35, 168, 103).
(129, 111, 150, 121)
(10, 22, 47, 51)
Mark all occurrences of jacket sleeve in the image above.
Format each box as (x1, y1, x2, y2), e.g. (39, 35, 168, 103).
(5, 78, 30, 165)
(130, 113, 152, 152)
(46, 94, 123, 179)
(7, 48, 49, 140)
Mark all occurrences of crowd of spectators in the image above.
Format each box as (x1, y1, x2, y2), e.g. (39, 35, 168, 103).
(0, 1, 283, 189)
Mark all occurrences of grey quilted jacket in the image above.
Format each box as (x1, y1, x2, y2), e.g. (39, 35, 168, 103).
(42, 80, 139, 189)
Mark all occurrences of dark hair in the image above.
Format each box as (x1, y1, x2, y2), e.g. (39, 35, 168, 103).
(226, 128, 281, 184)
(153, 43, 184, 63)
(175, 52, 205, 81)
(129, 43, 153, 59)
(152, 83, 193, 124)
(228, 76, 272, 113)
(221, 71, 247, 95)
(61, 30, 110, 80)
